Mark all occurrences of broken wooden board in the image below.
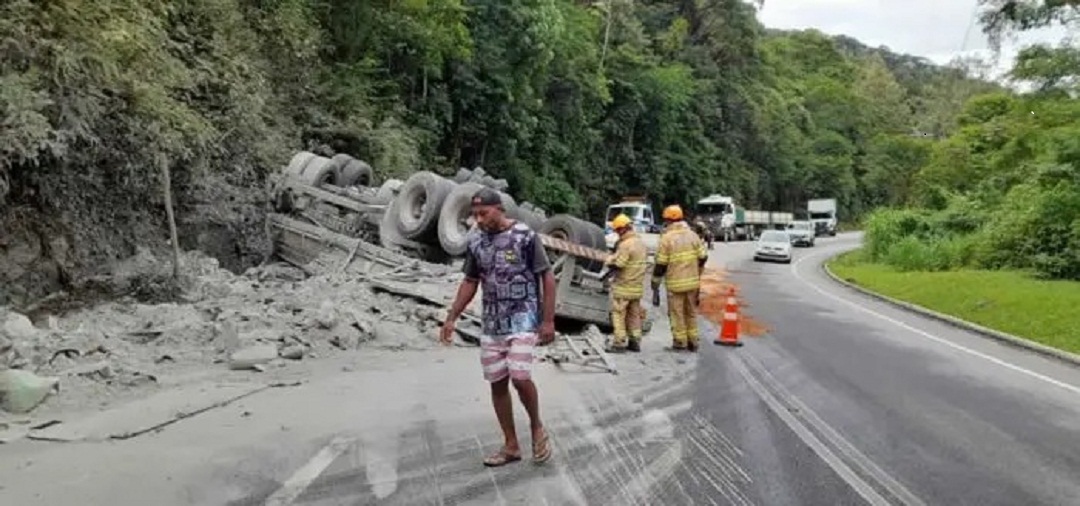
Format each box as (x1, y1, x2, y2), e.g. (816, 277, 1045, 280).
(27, 381, 300, 442)
(368, 278, 455, 307)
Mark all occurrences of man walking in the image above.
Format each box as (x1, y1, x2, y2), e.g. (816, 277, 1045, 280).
(605, 213, 648, 352)
(651, 204, 709, 352)
(440, 188, 556, 467)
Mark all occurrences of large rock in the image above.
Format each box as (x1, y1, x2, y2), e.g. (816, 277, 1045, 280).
(0, 369, 60, 414)
(2, 312, 36, 341)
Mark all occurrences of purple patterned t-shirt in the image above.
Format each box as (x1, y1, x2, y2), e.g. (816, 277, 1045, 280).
(462, 221, 552, 336)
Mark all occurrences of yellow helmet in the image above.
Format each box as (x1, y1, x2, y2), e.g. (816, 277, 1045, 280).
(611, 213, 632, 230)
(662, 205, 684, 221)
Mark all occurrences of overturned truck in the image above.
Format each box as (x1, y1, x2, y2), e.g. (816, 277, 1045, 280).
(268, 151, 652, 336)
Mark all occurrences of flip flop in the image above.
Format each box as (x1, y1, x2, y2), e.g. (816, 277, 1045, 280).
(532, 431, 552, 464)
(483, 448, 522, 467)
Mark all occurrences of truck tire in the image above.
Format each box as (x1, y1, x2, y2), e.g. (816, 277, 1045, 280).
(438, 182, 484, 256)
(539, 214, 605, 272)
(513, 208, 544, 231)
(372, 178, 403, 205)
(299, 156, 336, 187)
(395, 171, 456, 243)
(334, 155, 374, 187)
(285, 151, 317, 178)
(580, 220, 608, 260)
(453, 168, 472, 183)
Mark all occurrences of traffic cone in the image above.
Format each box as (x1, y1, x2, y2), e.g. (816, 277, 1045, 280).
(715, 287, 743, 347)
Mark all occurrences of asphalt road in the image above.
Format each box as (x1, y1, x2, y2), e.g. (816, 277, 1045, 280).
(3, 233, 1080, 505)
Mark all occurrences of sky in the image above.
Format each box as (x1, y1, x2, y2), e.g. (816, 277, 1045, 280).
(755, 0, 1071, 81)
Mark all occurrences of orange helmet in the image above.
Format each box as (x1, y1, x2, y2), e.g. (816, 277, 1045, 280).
(662, 205, 684, 221)
(611, 214, 632, 230)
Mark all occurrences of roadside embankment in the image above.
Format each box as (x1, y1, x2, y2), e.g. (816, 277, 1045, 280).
(827, 250, 1080, 357)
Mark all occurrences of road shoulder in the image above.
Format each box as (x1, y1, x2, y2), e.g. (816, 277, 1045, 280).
(822, 254, 1080, 368)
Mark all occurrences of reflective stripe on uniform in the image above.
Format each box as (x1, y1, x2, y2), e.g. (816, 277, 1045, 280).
(656, 222, 705, 293)
(610, 232, 648, 299)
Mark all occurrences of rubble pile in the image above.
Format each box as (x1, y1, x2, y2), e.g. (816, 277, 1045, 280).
(0, 247, 467, 417)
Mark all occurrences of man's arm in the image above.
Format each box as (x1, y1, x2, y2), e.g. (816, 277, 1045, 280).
(652, 235, 669, 287)
(540, 270, 556, 325)
(529, 233, 556, 325)
(447, 247, 481, 321)
(604, 240, 629, 279)
(608, 241, 630, 268)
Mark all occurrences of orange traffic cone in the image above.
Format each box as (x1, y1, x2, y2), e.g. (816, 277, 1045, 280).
(715, 287, 743, 347)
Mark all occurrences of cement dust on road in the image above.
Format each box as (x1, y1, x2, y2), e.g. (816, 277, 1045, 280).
(697, 268, 770, 337)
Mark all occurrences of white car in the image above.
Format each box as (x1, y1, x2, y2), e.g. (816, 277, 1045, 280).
(786, 220, 816, 247)
(753, 230, 793, 263)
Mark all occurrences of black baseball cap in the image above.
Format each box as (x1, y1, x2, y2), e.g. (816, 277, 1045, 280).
(471, 187, 503, 207)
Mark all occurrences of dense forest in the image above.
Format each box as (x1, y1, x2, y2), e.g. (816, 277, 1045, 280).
(860, 0, 1080, 280)
(0, 0, 1041, 300)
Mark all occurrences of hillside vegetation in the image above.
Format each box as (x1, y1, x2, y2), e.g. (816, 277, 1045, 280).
(0, 0, 993, 304)
(857, 0, 1080, 281)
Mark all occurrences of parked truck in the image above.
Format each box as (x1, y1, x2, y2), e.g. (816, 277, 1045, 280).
(807, 198, 838, 236)
(694, 194, 793, 241)
(603, 196, 661, 254)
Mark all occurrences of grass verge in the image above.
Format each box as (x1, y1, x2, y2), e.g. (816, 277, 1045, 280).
(827, 250, 1080, 355)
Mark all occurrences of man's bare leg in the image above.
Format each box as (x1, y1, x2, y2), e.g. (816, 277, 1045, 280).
(513, 378, 552, 462)
(491, 377, 520, 455)
(512, 379, 543, 438)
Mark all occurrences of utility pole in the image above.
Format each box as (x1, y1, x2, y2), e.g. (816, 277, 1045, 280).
(159, 153, 181, 280)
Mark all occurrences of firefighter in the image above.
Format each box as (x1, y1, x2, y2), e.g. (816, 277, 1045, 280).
(604, 214, 648, 352)
(692, 215, 713, 250)
(651, 204, 709, 352)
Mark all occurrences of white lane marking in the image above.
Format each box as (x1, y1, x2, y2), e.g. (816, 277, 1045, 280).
(264, 436, 356, 506)
(790, 246, 1080, 396)
(730, 355, 892, 506)
(741, 354, 926, 506)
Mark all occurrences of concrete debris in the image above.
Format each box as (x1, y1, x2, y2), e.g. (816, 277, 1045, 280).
(229, 345, 280, 370)
(279, 344, 305, 360)
(3, 312, 36, 341)
(0, 227, 484, 417)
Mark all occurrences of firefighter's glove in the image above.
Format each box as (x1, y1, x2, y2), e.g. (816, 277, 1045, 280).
(601, 267, 617, 282)
(652, 291, 661, 307)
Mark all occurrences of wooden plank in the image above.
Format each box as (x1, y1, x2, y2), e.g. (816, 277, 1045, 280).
(270, 214, 409, 268)
(281, 180, 385, 214)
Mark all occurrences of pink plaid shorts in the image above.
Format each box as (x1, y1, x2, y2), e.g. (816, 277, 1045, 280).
(480, 332, 538, 382)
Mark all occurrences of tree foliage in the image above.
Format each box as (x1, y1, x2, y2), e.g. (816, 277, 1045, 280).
(0, 0, 998, 273)
(863, 0, 1080, 280)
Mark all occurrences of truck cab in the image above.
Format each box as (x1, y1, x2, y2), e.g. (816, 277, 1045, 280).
(695, 195, 737, 241)
(604, 197, 662, 254)
(604, 198, 660, 235)
(807, 198, 838, 236)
